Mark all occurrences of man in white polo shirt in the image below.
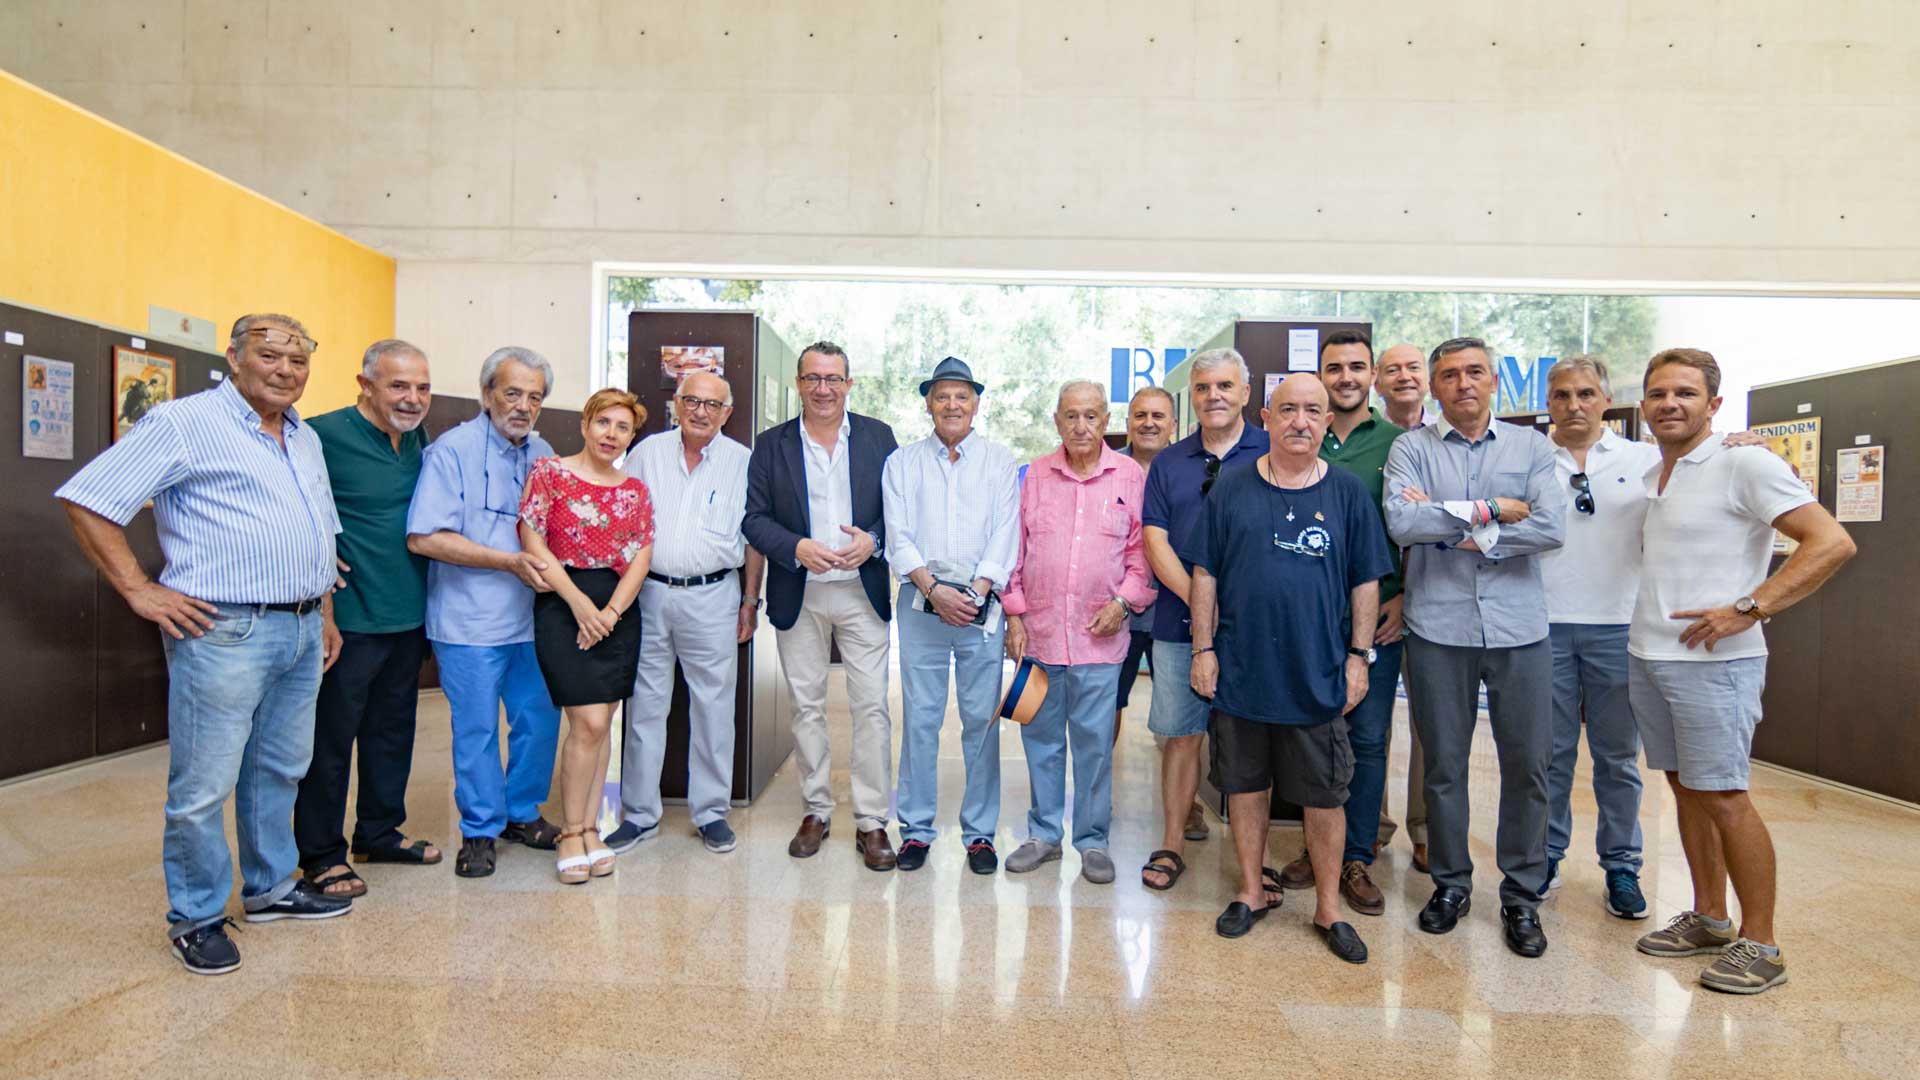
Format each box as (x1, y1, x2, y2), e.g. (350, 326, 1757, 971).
(1628, 348, 1855, 995)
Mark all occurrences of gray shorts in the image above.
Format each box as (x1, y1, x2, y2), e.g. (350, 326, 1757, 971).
(1628, 655, 1767, 792)
(1148, 640, 1211, 738)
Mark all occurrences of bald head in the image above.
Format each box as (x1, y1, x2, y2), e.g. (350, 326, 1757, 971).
(1377, 342, 1430, 420)
(674, 370, 734, 442)
(1267, 371, 1329, 412)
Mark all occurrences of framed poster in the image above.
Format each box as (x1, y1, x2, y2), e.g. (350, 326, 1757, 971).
(113, 346, 175, 442)
(23, 355, 75, 460)
(659, 345, 723, 389)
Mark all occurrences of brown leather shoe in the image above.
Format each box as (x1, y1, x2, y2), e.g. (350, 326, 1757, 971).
(1278, 847, 1314, 890)
(1412, 843, 1429, 874)
(788, 814, 829, 858)
(856, 828, 896, 871)
(1340, 860, 1386, 916)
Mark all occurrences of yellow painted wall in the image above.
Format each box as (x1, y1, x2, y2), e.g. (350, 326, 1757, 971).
(0, 71, 392, 412)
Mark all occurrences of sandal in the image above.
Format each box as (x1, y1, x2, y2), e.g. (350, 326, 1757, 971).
(555, 829, 591, 885)
(455, 837, 496, 878)
(1141, 850, 1186, 891)
(307, 864, 367, 899)
(583, 828, 615, 877)
(354, 839, 442, 865)
(1261, 866, 1286, 910)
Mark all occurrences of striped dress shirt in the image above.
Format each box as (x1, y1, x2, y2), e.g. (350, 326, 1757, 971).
(882, 429, 1021, 590)
(56, 377, 340, 604)
(623, 427, 751, 578)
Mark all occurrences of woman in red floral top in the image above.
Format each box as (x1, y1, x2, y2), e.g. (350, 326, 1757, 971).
(517, 388, 654, 884)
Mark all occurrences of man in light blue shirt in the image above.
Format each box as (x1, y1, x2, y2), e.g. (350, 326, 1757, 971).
(405, 346, 563, 878)
(59, 313, 352, 975)
(1384, 336, 1566, 959)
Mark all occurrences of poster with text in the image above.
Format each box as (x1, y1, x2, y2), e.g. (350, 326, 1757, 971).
(1836, 445, 1883, 523)
(1752, 416, 1820, 553)
(23, 356, 75, 460)
(660, 345, 723, 389)
(113, 346, 175, 442)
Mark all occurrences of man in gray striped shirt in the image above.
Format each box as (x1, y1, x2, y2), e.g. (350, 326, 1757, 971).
(609, 372, 764, 855)
(59, 313, 354, 976)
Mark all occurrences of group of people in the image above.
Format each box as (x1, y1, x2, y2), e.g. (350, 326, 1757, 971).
(56, 313, 1854, 998)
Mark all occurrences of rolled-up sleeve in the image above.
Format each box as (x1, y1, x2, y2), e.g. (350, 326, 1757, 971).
(407, 441, 466, 538)
(55, 411, 190, 525)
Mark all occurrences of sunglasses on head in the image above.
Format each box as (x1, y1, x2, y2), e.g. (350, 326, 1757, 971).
(1570, 472, 1595, 515)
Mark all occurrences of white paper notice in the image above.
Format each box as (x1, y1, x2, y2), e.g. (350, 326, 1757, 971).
(1287, 328, 1319, 372)
(22, 355, 75, 460)
(3, 331, 21, 346)
(1835, 446, 1884, 523)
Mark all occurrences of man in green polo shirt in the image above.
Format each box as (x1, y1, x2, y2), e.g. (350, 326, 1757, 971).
(1276, 330, 1407, 916)
(294, 339, 441, 897)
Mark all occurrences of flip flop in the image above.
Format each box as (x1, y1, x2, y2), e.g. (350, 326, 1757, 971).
(1141, 850, 1186, 891)
(354, 839, 442, 865)
(1261, 866, 1286, 909)
(307, 864, 367, 899)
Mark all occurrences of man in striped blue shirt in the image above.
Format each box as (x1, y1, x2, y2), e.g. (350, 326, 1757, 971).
(58, 313, 354, 976)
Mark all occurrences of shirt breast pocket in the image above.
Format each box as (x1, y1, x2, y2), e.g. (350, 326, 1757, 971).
(701, 494, 741, 537)
(1100, 504, 1132, 538)
(1495, 470, 1530, 499)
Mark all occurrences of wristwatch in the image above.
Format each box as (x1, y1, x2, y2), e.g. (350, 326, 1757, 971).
(745, 597, 763, 610)
(1348, 645, 1377, 665)
(1734, 596, 1771, 623)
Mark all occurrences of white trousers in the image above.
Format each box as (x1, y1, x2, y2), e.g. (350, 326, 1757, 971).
(621, 576, 740, 829)
(775, 579, 893, 832)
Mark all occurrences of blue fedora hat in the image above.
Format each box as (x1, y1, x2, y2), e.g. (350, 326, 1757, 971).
(998, 657, 1050, 726)
(918, 355, 986, 397)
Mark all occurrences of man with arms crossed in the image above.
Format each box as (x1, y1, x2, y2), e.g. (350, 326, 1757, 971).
(1629, 348, 1854, 994)
(1138, 348, 1269, 893)
(1187, 375, 1392, 962)
(612, 371, 765, 855)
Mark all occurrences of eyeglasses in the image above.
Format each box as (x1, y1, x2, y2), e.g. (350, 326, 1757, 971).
(677, 394, 728, 414)
(242, 326, 318, 355)
(1570, 471, 1595, 515)
(482, 450, 528, 519)
(1201, 454, 1223, 496)
(797, 374, 848, 388)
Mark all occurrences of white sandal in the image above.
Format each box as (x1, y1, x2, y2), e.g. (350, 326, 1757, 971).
(584, 828, 615, 877)
(556, 829, 591, 885)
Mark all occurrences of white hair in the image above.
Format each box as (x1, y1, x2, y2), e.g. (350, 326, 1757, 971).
(479, 346, 554, 396)
(1189, 346, 1250, 386)
(1055, 379, 1108, 411)
(1549, 354, 1612, 397)
(360, 339, 426, 380)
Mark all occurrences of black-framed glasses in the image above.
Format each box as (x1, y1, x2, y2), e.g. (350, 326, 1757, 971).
(677, 394, 728, 413)
(797, 374, 848, 388)
(482, 450, 528, 519)
(1201, 454, 1223, 496)
(1570, 471, 1595, 515)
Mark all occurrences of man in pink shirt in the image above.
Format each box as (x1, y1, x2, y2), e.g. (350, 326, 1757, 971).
(1002, 381, 1156, 884)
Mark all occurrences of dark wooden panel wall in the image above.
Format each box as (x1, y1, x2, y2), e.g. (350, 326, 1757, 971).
(0, 303, 225, 780)
(1749, 360, 1918, 802)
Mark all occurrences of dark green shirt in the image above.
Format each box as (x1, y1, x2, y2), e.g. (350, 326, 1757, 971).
(309, 405, 429, 634)
(1321, 407, 1406, 604)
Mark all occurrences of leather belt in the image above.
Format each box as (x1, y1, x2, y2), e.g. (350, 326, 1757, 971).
(258, 596, 328, 615)
(647, 569, 734, 588)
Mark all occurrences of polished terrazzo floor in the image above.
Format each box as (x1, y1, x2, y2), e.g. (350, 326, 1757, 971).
(4, 660, 1919, 1080)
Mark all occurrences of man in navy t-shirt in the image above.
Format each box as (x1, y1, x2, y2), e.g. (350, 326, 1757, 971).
(1183, 375, 1393, 964)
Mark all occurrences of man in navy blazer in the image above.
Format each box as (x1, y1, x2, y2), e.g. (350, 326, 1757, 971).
(743, 341, 901, 870)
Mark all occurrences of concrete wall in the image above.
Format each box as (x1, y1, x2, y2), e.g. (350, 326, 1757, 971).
(7, 1, 1918, 404)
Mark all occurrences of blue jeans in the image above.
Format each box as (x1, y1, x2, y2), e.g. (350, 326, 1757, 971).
(1547, 624, 1644, 871)
(161, 605, 322, 937)
(896, 584, 1004, 846)
(433, 641, 562, 839)
(1019, 662, 1119, 851)
(1341, 638, 1405, 864)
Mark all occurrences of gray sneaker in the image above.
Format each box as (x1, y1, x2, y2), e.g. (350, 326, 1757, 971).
(1698, 939, 1789, 994)
(1636, 911, 1736, 957)
(1004, 840, 1062, 873)
(1080, 848, 1116, 885)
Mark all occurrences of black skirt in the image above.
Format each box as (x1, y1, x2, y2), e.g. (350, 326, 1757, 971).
(533, 567, 642, 707)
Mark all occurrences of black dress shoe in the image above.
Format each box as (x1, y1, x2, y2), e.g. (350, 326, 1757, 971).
(1316, 921, 1369, 964)
(1501, 905, 1549, 957)
(244, 879, 353, 923)
(896, 839, 930, 872)
(1418, 887, 1472, 934)
(966, 839, 998, 875)
(1215, 901, 1272, 939)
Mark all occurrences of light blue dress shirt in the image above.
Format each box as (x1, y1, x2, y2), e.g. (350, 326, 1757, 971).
(406, 412, 554, 646)
(1383, 416, 1566, 648)
(56, 378, 339, 604)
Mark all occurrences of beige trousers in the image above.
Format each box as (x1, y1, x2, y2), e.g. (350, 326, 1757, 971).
(775, 579, 894, 833)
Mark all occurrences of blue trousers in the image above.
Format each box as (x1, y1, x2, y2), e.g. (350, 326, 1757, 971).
(896, 584, 1005, 846)
(1019, 662, 1119, 851)
(1546, 623, 1644, 871)
(1341, 638, 1405, 864)
(432, 641, 561, 839)
(161, 605, 321, 937)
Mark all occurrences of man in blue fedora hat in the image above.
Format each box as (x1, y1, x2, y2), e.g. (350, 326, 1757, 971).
(883, 355, 1021, 874)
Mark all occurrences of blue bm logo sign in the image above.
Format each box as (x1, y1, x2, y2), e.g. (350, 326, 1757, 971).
(1498, 355, 1559, 413)
(1109, 347, 1189, 403)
